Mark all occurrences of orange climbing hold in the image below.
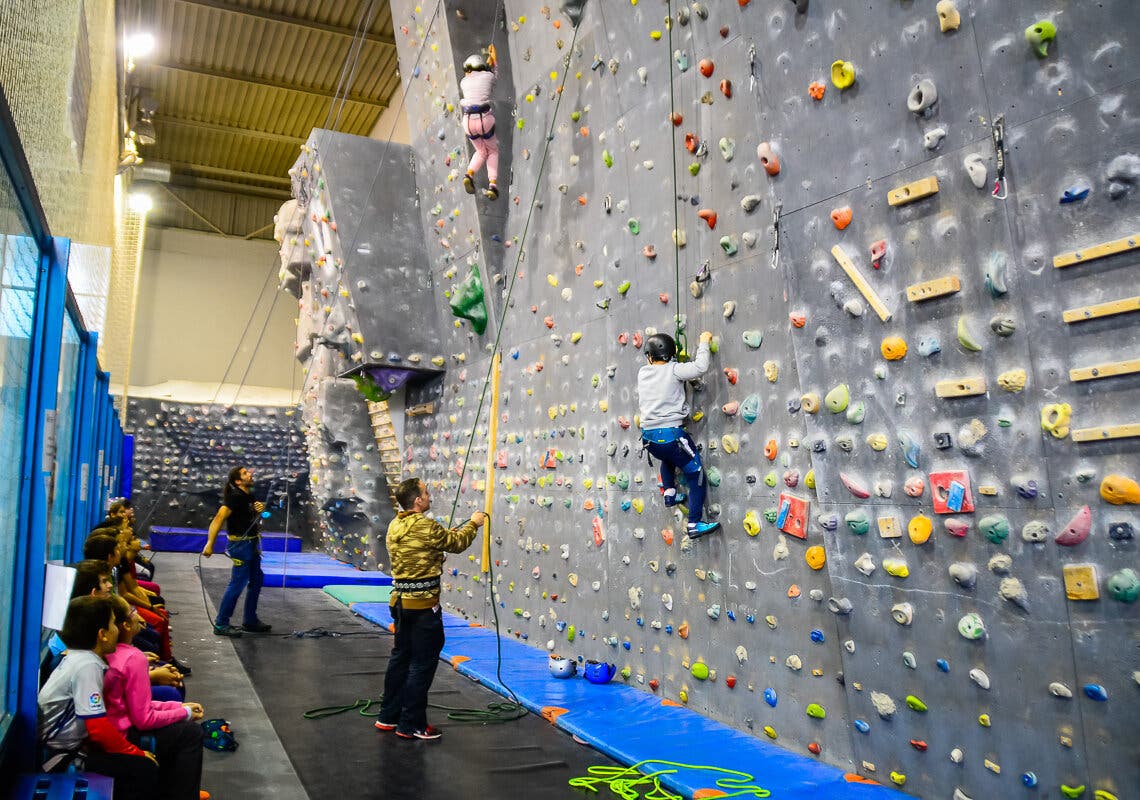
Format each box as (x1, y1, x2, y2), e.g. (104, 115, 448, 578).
(661, 528, 674, 546)
(684, 132, 699, 153)
(677, 622, 690, 639)
(720, 79, 732, 98)
(544, 316, 555, 329)
(670, 111, 683, 126)
(809, 81, 826, 100)
(577, 194, 587, 205)
(830, 206, 853, 230)
(698, 209, 718, 229)
(789, 311, 807, 328)
(698, 58, 714, 78)
(756, 142, 781, 175)
(765, 439, 778, 461)
(643, 245, 657, 259)
(787, 584, 801, 599)
(658, 292, 670, 304)
(724, 367, 739, 385)
(579, 125, 589, 137)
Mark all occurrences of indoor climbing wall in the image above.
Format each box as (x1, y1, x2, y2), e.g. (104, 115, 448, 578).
(126, 397, 312, 536)
(278, 132, 447, 565)
(384, 2, 1138, 798)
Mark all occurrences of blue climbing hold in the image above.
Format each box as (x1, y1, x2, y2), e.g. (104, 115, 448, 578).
(1059, 186, 1089, 204)
(623, 641, 632, 650)
(746, 614, 755, 624)
(917, 337, 941, 357)
(510, 348, 520, 359)
(898, 432, 921, 469)
(621, 499, 632, 511)
(810, 629, 826, 644)
(556, 620, 567, 632)
(726, 610, 736, 621)
(854, 719, 870, 734)
(636, 617, 644, 627)
(1022, 772, 1038, 788)
(665, 625, 673, 635)
(936, 658, 950, 673)
(764, 688, 778, 707)
(1083, 683, 1108, 701)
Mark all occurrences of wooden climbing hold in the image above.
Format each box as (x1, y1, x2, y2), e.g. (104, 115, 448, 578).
(935, 376, 986, 398)
(906, 275, 960, 302)
(1062, 295, 1140, 323)
(1053, 232, 1139, 268)
(1071, 422, 1140, 442)
(887, 176, 939, 207)
(830, 245, 892, 322)
(1069, 358, 1140, 382)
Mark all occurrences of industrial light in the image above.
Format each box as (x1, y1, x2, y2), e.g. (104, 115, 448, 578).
(125, 32, 156, 72)
(127, 191, 153, 214)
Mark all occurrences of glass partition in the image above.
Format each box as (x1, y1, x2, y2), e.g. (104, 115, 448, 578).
(46, 311, 81, 562)
(0, 167, 37, 724)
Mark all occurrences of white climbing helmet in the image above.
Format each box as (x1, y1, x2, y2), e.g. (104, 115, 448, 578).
(463, 53, 491, 73)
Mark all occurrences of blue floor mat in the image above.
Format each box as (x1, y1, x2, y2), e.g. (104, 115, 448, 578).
(354, 604, 905, 799)
(259, 553, 391, 589)
(148, 526, 301, 553)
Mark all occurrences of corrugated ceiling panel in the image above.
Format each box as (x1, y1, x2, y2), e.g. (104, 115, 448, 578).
(149, 186, 282, 239)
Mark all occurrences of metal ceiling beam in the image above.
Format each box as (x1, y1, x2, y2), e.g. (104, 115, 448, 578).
(154, 114, 307, 145)
(166, 173, 293, 201)
(172, 0, 396, 47)
(148, 61, 388, 108)
(166, 161, 293, 187)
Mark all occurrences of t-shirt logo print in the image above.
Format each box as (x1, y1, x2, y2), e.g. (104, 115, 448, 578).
(88, 691, 102, 709)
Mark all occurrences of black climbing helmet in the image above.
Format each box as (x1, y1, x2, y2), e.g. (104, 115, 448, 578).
(645, 333, 676, 361)
(463, 53, 491, 73)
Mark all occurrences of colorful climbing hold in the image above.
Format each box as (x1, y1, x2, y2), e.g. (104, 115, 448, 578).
(1025, 20, 1057, 57)
(830, 60, 856, 89)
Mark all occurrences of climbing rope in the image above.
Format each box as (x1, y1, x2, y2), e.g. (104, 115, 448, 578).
(302, 696, 526, 724)
(568, 759, 771, 800)
(436, 8, 587, 718)
(664, 0, 688, 359)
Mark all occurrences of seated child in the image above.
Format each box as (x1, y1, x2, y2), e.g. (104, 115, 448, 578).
(637, 331, 721, 538)
(38, 596, 159, 800)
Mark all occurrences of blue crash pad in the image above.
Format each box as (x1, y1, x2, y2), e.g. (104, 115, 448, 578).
(353, 604, 905, 800)
(258, 553, 391, 589)
(148, 526, 301, 553)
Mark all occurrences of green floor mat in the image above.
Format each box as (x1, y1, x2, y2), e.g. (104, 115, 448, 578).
(322, 584, 392, 606)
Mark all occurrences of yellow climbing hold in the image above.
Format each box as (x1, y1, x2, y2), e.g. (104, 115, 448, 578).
(632, 498, 645, 513)
(889, 772, 906, 787)
(650, 29, 662, 40)
(763, 725, 777, 740)
(998, 368, 1027, 392)
(866, 433, 889, 451)
(880, 336, 907, 360)
(805, 545, 826, 570)
(908, 515, 933, 545)
(884, 558, 910, 578)
(743, 510, 761, 536)
(570, 331, 583, 344)
(830, 60, 856, 89)
(1041, 403, 1073, 439)
(978, 713, 991, 727)
(721, 434, 741, 454)
(804, 469, 816, 490)
(547, 273, 559, 287)
(1100, 474, 1140, 504)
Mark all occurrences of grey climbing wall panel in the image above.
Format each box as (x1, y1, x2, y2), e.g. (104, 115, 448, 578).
(126, 397, 313, 537)
(376, 1, 1138, 798)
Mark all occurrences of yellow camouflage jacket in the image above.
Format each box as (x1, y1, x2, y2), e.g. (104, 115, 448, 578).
(386, 511, 479, 610)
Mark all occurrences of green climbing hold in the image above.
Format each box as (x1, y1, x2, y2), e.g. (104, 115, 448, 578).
(846, 400, 865, 425)
(825, 384, 850, 413)
(764, 471, 778, 488)
(979, 514, 1010, 545)
(567, 625, 576, 642)
(742, 330, 763, 349)
(957, 316, 983, 352)
(740, 394, 761, 424)
(1060, 785, 1085, 800)
(350, 372, 392, 403)
(689, 162, 701, 176)
(706, 466, 722, 487)
(763, 508, 778, 524)
(690, 662, 710, 680)
(1106, 568, 1139, 603)
(1025, 20, 1056, 57)
(628, 218, 640, 235)
(571, 110, 581, 122)
(845, 509, 871, 535)
(806, 703, 827, 719)
(449, 266, 488, 334)
(617, 471, 631, 490)
(618, 280, 632, 295)
(603, 149, 614, 168)
(905, 695, 928, 712)
(719, 236, 738, 255)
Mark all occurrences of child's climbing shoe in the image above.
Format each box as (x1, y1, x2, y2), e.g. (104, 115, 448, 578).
(663, 491, 688, 507)
(686, 521, 721, 539)
(463, 174, 476, 194)
(484, 183, 499, 201)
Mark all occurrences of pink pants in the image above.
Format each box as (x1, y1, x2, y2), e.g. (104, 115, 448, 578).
(463, 111, 499, 183)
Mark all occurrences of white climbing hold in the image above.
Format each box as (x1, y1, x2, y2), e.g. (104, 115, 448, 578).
(1049, 681, 1073, 698)
(661, 592, 673, 611)
(628, 586, 643, 610)
(844, 639, 856, 653)
(854, 552, 876, 576)
(924, 126, 947, 149)
(949, 747, 965, 764)
(999, 577, 1028, 609)
(723, 301, 736, 319)
(735, 645, 748, 664)
(773, 537, 790, 561)
(988, 554, 1012, 574)
(744, 580, 757, 591)
(964, 153, 987, 188)
(969, 668, 991, 690)
(949, 562, 978, 588)
(785, 654, 803, 671)
(871, 691, 896, 719)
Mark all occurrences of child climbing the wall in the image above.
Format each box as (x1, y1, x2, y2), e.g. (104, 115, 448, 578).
(460, 44, 499, 201)
(638, 331, 720, 539)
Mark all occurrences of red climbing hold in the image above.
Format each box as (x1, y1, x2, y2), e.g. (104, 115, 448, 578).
(658, 292, 670, 304)
(544, 316, 555, 329)
(670, 111, 683, 126)
(720, 79, 732, 98)
(685, 133, 699, 153)
(649, 679, 660, 691)
(808, 742, 822, 755)
(698, 209, 718, 229)
(910, 739, 928, 751)
(870, 239, 887, 269)
(698, 59, 714, 78)
(719, 26, 730, 37)
(724, 367, 739, 385)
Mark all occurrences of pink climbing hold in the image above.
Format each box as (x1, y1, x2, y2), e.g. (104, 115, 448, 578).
(870, 239, 887, 270)
(839, 472, 871, 499)
(632, 331, 644, 348)
(658, 292, 670, 304)
(903, 476, 926, 498)
(722, 401, 741, 416)
(944, 518, 969, 537)
(1055, 506, 1091, 546)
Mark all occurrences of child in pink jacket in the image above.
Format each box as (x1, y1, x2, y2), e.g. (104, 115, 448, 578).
(104, 596, 208, 800)
(460, 44, 500, 200)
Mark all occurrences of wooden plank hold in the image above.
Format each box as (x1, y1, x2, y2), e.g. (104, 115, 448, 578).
(830, 245, 892, 322)
(887, 176, 939, 207)
(1071, 423, 1140, 443)
(1053, 232, 1139, 268)
(1069, 359, 1140, 382)
(935, 376, 986, 398)
(1062, 295, 1140, 323)
(906, 274, 961, 302)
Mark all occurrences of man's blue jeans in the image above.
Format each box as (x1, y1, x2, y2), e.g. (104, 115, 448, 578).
(378, 601, 445, 733)
(215, 538, 263, 627)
